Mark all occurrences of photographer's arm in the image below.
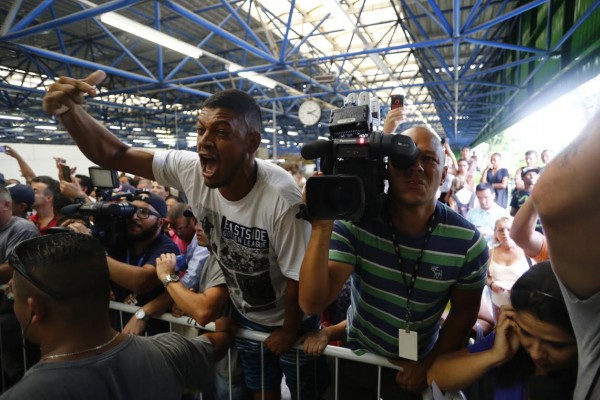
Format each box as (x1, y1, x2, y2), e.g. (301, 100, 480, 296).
(298, 220, 353, 315)
(43, 71, 155, 179)
(106, 256, 160, 294)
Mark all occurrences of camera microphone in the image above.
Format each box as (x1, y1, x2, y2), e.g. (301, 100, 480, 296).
(346, 93, 358, 106)
(300, 139, 333, 160)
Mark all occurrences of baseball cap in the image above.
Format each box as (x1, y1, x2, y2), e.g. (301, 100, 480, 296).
(521, 167, 540, 178)
(132, 192, 168, 218)
(7, 184, 34, 209)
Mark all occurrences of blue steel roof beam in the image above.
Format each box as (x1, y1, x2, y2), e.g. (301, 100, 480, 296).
(426, 0, 454, 37)
(49, 3, 73, 76)
(7, 0, 53, 33)
(285, 13, 330, 59)
(0, 0, 23, 36)
(1, 0, 140, 41)
(461, 79, 518, 90)
(165, 9, 240, 82)
(467, 55, 541, 79)
(163, 0, 278, 64)
(462, 38, 547, 54)
(464, 0, 548, 36)
(17, 44, 158, 84)
(463, 88, 510, 101)
(219, 0, 271, 56)
(399, 0, 453, 83)
(476, 0, 600, 141)
(154, 0, 164, 82)
(554, 0, 600, 49)
(457, 15, 518, 103)
(462, 0, 485, 32)
(453, 0, 461, 140)
(292, 38, 453, 66)
(90, 15, 155, 79)
(458, 0, 513, 79)
(278, 0, 295, 63)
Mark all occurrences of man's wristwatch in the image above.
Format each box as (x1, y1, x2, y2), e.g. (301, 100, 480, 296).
(135, 308, 149, 321)
(162, 273, 180, 288)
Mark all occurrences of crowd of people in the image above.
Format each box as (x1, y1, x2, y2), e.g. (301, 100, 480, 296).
(0, 68, 597, 400)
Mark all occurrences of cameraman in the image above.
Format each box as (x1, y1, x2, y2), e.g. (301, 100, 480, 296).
(299, 126, 489, 398)
(105, 192, 179, 335)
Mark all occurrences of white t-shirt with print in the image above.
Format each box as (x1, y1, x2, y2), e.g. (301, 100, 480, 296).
(153, 151, 310, 326)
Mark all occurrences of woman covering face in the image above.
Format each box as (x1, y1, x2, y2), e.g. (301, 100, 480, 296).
(428, 262, 577, 400)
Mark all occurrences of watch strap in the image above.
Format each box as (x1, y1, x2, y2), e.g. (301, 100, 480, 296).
(162, 273, 180, 288)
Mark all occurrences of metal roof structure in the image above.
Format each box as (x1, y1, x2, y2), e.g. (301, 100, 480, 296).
(1, 0, 599, 155)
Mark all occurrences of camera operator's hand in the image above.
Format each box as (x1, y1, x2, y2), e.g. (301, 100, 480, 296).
(156, 253, 177, 281)
(302, 171, 335, 230)
(43, 70, 106, 116)
(60, 219, 92, 236)
(383, 107, 405, 134)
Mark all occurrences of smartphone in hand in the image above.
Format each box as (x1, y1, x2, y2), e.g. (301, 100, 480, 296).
(61, 165, 72, 182)
(0, 146, 7, 154)
(391, 94, 404, 109)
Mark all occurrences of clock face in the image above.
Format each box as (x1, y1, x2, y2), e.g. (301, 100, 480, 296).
(298, 100, 322, 126)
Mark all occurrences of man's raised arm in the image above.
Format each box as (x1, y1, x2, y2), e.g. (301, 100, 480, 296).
(43, 70, 155, 179)
(532, 107, 600, 298)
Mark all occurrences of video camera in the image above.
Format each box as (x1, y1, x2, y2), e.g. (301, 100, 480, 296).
(61, 167, 136, 247)
(300, 92, 418, 222)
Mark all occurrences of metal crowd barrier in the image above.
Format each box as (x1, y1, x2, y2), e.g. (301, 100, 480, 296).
(2, 301, 425, 399)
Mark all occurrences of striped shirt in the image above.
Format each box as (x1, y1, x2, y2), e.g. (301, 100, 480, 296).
(329, 202, 489, 359)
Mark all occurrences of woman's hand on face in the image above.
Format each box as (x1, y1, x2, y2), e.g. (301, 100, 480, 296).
(490, 306, 521, 365)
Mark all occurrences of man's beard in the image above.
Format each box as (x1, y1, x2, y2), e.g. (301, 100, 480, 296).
(127, 219, 160, 243)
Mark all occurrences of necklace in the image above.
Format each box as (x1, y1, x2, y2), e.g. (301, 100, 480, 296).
(42, 332, 120, 361)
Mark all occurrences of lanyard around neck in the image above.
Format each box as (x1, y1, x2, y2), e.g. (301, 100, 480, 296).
(388, 212, 435, 330)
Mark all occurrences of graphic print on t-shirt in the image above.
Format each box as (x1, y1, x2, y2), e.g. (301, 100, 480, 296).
(200, 207, 276, 313)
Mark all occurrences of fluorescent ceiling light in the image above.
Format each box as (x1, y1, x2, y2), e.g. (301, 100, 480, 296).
(132, 127, 142, 132)
(261, 139, 270, 144)
(287, 131, 298, 136)
(265, 127, 276, 133)
(0, 115, 24, 121)
(100, 12, 203, 59)
(228, 63, 278, 89)
(34, 125, 57, 130)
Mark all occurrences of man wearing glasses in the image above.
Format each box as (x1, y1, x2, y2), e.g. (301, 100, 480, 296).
(105, 192, 180, 335)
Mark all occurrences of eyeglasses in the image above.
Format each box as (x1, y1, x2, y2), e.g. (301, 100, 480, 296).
(9, 250, 65, 299)
(134, 207, 162, 220)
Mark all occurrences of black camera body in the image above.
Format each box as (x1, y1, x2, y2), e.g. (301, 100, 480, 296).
(61, 168, 136, 247)
(301, 93, 418, 222)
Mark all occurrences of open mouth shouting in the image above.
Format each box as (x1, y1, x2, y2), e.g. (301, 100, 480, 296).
(200, 153, 219, 179)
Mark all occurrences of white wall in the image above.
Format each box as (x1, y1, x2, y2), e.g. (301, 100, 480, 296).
(0, 143, 99, 182)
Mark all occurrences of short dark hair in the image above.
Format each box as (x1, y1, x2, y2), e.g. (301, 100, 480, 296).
(10, 233, 110, 316)
(31, 176, 60, 197)
(510, 261, 572, 335)
(525, 150, 538, 157)
(75, 174, 93, 195)
(475, 183, 492, 192)
(202, 89, 262, 133)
